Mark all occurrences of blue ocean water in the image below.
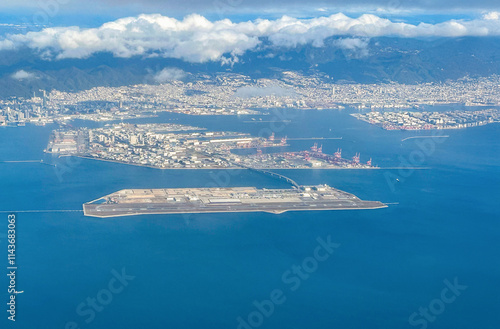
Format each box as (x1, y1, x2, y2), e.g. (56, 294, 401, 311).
(0, 109, 499, 329)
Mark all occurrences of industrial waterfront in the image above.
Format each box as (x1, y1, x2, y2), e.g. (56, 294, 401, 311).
(1, 105, 499, 329)
(45, 123, 375, 170)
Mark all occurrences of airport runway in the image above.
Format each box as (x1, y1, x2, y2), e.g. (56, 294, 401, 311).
(83, 199, 387, 218)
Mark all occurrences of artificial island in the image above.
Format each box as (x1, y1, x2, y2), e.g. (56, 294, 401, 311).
(46, 123, 374, 169)
(60, 123, 388, 217)
(83, 184, 387, 218)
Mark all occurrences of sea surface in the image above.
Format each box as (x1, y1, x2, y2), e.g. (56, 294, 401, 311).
(0, 109, 499, 329)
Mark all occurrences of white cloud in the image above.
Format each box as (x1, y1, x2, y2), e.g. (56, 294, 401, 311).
(10, 70, 37, 80)
(333, 38, 370, 58)
(333, 38, 367, 49)
(0, 39, 15, 50)
(483, 11, 500, 20)
(1, 13, 500, 63)
(153, 67, 186, 83)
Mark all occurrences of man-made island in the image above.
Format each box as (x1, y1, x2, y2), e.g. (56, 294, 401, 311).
(351, 109, 499, 130)
(45, 123, 375, 169)
(83, 184, 387, 218)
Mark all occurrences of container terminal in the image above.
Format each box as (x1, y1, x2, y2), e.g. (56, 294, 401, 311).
(46, 124, 375, 170)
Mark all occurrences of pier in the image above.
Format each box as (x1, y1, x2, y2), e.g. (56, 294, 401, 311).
(401, 135, 449, 142)
(0, 160, 42, 163)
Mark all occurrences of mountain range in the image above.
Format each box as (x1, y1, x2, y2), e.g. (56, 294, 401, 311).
(2, 36, 500, 98)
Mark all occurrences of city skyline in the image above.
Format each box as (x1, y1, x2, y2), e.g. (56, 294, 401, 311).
(1, 1, 499, 329)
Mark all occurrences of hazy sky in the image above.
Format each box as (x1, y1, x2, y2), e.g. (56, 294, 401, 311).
(1, 1, 499, 65)
(2, 0, 500, 19)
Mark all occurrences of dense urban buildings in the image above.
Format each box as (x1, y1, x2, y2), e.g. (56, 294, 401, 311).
(2, 73, 500, 126)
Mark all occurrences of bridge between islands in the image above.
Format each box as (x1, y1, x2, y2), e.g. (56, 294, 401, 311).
(205, 152, 300, 189)
(231, 162, 300, 189)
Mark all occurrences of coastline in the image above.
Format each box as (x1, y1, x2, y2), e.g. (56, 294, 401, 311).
(73, 155, 427, 170)
(83, 204, 389, 218)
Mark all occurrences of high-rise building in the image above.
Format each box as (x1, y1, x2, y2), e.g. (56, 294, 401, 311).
(41, 90, 47, 108)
